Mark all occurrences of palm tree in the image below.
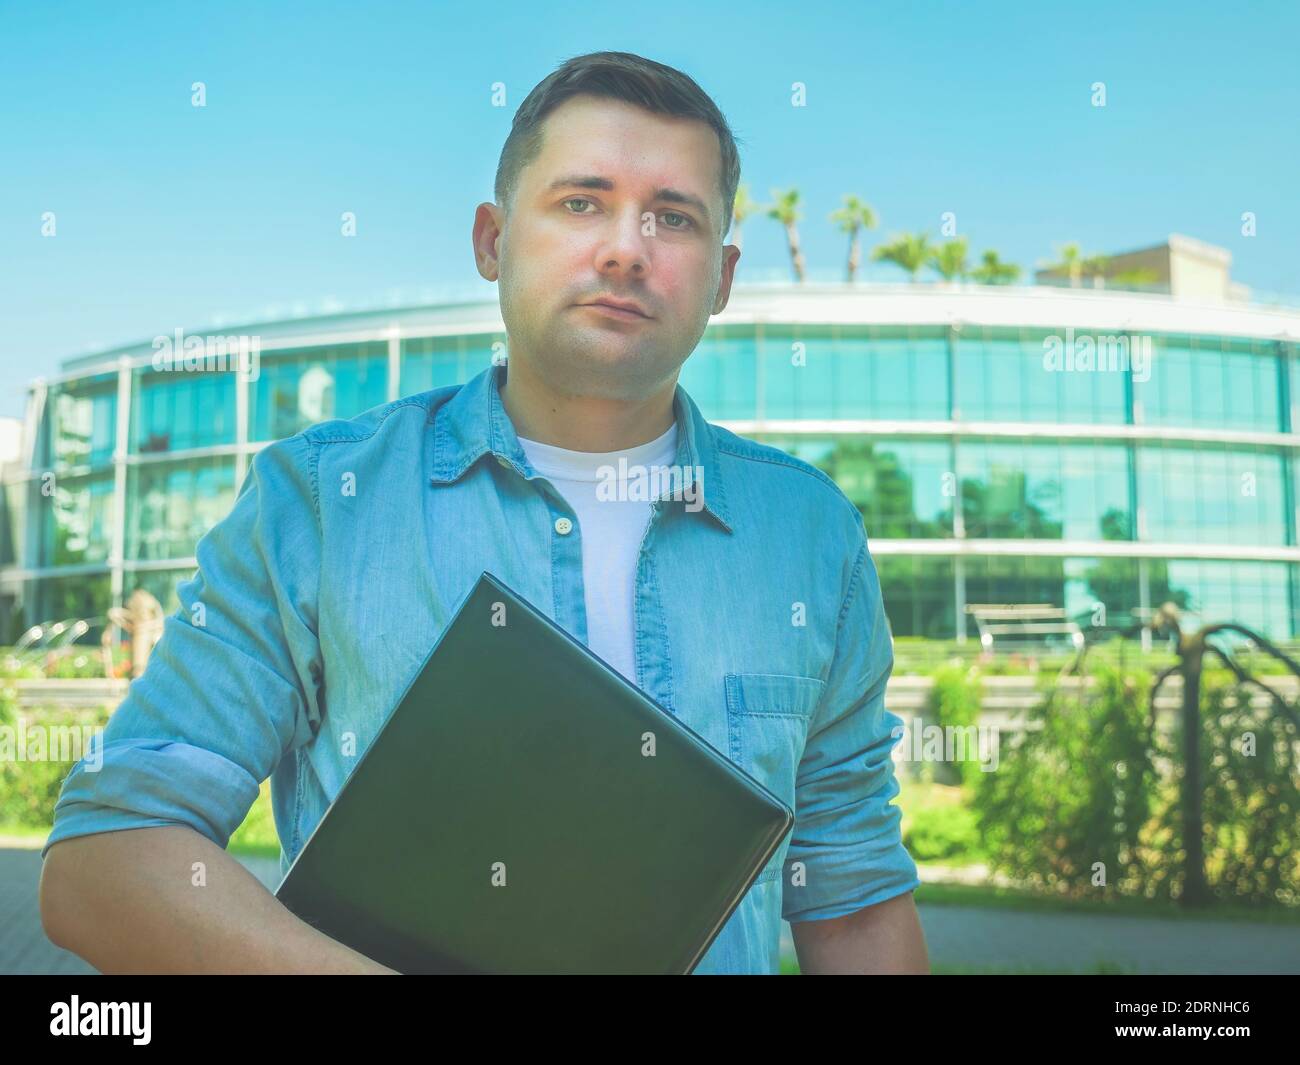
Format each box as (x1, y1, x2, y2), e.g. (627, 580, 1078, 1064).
(729, 184, 760, 251)
(1043, 241, 1084, 287)
(765, 187, 805, 282)
(1081, 253, 1111, 288)
(872, 232, 933, 282)
(828, 194, 878, 282)
(969, 249, 1022, 285)
(929, 237, 970, 283)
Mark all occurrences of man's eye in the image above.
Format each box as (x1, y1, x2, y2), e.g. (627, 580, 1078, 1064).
(562, 198, 692, 230)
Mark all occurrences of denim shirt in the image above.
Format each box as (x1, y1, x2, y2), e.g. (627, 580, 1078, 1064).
(44, 361, 919, 974)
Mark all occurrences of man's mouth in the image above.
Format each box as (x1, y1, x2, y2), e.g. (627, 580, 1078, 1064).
(581, 298, 651, 319)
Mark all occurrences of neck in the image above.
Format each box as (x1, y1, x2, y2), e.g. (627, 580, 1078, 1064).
(499, 358, 676, 451)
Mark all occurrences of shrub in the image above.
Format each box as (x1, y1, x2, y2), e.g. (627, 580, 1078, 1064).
(971, 664, 1155, 898)
(0, 701, 112, 830)
(1144, 672, 1300, 907)
(970, 658, 1300, 907)
(903, 804, 983, 863)
(920, 662, 983, 787)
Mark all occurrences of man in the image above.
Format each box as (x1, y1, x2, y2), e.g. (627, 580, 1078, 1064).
(39, 50, 928, 975)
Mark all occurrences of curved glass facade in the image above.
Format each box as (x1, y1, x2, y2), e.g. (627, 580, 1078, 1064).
(3, 284, 1298, 643)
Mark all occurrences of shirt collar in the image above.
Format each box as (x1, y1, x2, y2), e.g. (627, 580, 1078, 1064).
(429, 361, 733, 533)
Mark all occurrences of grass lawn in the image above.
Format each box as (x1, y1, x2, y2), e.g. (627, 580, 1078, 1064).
(0, 821, 48, 848)
(0, 778, 282, 859)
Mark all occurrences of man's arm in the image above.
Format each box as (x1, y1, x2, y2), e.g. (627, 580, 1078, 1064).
(781, 515, 926, 967)
(41, 827, 397, 974)
(38, 435, 370, 972)
(791, 890, 928, 974)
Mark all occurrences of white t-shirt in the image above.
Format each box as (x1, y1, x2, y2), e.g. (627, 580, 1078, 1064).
(517, 419, 679, 684)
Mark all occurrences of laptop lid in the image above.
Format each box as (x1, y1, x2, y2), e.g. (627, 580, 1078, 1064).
(275, 570, 794, 974)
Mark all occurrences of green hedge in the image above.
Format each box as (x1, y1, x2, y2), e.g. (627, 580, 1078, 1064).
(920, 663, 984, 787)
(903, 804, 984, 863)
(0, 685, 112, 830)
(970, 663, 1300, 907)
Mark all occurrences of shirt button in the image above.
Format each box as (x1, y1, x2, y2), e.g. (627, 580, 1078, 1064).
(496, 455, 511, 469)
(554, 517, 573, 535)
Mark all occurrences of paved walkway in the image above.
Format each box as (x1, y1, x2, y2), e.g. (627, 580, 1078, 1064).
(915, 904, 1299, 974)
(4, 845, 1297, 974)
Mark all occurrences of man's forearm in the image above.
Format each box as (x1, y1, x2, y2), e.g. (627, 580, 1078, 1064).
(791, 889, 929, 974)
(40, 825, 396, 974)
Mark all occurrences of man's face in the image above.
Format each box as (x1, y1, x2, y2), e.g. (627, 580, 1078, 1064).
(475, 94, 740, 400)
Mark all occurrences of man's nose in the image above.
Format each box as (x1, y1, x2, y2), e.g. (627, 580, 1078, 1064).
(593, 208, 652, 278)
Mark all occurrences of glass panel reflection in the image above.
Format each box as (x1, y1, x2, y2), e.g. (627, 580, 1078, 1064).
(963, 555, 1141, 636)
(877, 555, 955, 638)
(1155, 559, 1291, 638)
(133, 370, 236, 453)
(959, 440, 1133, 541)
(1137, 444, 1286, 545)
(1139, 335, 1280, 431)
(126, 568, 196, 615)
(38, 575, 112, 631)
(956, 327, 1127, 424)
(758, 436, 955, 538)
(127, 458, 237, 561)
(679, 328, 756, 420)
(44, 380, 118, 469)
(250, 344, 388, 440)
(42, 473, 116, 566)
(401, 335, 504, 395)
(759, 325, 950, 421)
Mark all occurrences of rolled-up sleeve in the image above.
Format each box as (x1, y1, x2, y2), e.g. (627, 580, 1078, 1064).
(41, 433, 325, 859)
(782, 522, 920, 923)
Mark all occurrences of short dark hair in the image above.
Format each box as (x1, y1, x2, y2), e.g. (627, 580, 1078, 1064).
(494, 51, 743, 240)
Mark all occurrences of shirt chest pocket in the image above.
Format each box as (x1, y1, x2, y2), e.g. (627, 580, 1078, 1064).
(723, 671, 825, 817)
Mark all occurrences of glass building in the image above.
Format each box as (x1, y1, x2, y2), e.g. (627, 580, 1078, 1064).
(3, 280, 1299, 643)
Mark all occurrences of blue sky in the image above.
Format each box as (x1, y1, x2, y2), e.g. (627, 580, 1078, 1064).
(2, 0, 1297, 417)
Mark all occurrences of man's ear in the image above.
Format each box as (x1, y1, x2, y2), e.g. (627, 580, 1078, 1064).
(473, 203, 505, 282)
(713, 243, 742, 314)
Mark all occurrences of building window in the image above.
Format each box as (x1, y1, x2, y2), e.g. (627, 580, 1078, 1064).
(678, 327, 757, 420)
(40, 472, 116, 566)
(759, 436, 955, 538)
(126, 568, 196, 615)
(1138, 335, 1280, 431)
(37, 574, 112, 631)
(956, 327, 1128, 424)
(44, 379, 118, 470)
(132, 370, 236, 453)
(1155, 559, 1292, 639)
(1136, 444, 1286, 546)
(249, 343, 388, 441)
(959, 440, 1133, 541)
(877, 555, 955, 638)
(964, 555, 1142, 634)
(401, 335, 503, 396)
(127, 458, 237, 561)
(1, 481, 25, 568)
(758, 325, 949, 421)
(1063, 556, 1140, 630)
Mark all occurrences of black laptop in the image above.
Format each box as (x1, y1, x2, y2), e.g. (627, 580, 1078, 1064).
(274, 571, 794, 974)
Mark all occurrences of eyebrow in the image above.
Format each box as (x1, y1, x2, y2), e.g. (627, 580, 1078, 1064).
(544, 174, 714, 230)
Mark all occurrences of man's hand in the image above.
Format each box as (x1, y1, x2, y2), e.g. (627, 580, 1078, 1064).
(41, 826, 399, 974)
(790, 890, 929, 974)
